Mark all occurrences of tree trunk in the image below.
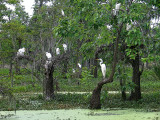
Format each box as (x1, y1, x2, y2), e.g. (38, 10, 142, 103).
(9, 61, 13, 87)
(62, 60, 68, 79)
(43, 53, 69, 100)
(39, 0, 44, 8)
(89, 22, 123, 109)
(94, 53, 98, 78)
(90, 84, 103, 109)
(129, 54, 141, 100)
(44, 65, 54, 100)
(118, 67, 126, 100)
(15, 58, 20, 74)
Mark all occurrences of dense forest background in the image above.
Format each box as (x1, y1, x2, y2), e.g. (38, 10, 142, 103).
(0, 0, 160, 109)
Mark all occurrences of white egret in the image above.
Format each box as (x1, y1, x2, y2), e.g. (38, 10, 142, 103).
(56, 48, 60, 55)
(97, 34, 102, 39)
(126, 23, 132, 31)
(115, 3, 121, 10)
(45, 60, 51, 69)
(96, 58, 106, 79)
(62, 44, 67, 52)
(106, 25, 112, 30)
(45, 52, 52, 69)
(150, 17, 160, 29)
(77, 63, 81, 68)
(72, 68, 75, 73)
(61, 9, 65, 16)
(113, 3, 121, 16)
(46, 52, 52, 60)
(112, 9, 117, 16)
(17, 47, 25, 56)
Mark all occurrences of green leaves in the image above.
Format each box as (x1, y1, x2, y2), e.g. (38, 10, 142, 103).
(0, 19, 27, 61)
(80, 67, 93, 86)
(7, 0, 20, 4)
(125, 48, 137, 60)
(125, 27, 143, 46)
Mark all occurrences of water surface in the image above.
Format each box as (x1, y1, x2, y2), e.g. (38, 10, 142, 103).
(0, 109, 160, 120)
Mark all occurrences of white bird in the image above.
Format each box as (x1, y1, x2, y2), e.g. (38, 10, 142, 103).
(126, 23, 132, 31)
(62, 44, 67, 52)
(77, 63, 81, 68)
(150, 17, 160, 29)
(72, 68, 75, 73)
(56, 48, 60, 55)
(96, 58, 106, 79)
(97, 34, 102, 39)
(17, 47, 25, 56)
(113, 3, 121, 16)
(45, 60, 51, 69)
(112, 9, 117, 16)
(115, 3, 121, 10)
(46, 52, 52, 60)
(106, 25, 112, 30)
(61, 9, 65, 16)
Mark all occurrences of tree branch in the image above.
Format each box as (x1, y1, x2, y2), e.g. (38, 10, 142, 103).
(100, 23, 123, 85)
(15, 55, 34, 62)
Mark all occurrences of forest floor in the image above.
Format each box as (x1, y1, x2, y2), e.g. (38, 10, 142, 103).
(0, 68, 160, 119)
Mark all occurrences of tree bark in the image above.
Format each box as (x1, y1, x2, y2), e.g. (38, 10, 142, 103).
(43, 53, 69, 100)
(15, 58, 20, 74)
(44, 64, 54, 100)
(118, 67, 126, 100)
(9, 61, 14, 87)
(62, 60, 68, 79)
(93, 53, 98, 78)
(129, 54, 141, 100)
(90, 83, 103, 109)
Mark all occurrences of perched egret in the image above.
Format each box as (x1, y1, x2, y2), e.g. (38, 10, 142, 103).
(46, 52, 52, 60)
(56, 48, 60, 55)
(77, 63, 81, 68)
(113, 3, 121, 16)
(45, 60, 51, 69)
(17, 47, 25, 56)
(115, 3, 121, 10)
(61, 9, 65, 16)
(45, 52, 52, 69)
(97, 34, 102, 39)
(112, 9, 117, 16)
(72, 68, 75, 73)
(106, 25, 112, 30)
(126, 23, 132, 31)
(150, 17, 160, 29)
(96, 58, 106, 79)
(62, 44, 67, 53)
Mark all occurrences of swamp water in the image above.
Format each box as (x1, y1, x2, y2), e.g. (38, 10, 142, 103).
(0, 109, 160, 120)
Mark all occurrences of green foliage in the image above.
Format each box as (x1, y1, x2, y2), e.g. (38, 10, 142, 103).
(100, 90, 108, 104)
(153, 64, 160, 80)
(80, 67, 93, 88)
(0, 0, 160, 111)
(0, 19, 27, 64)
(7, 0, 20, 4)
